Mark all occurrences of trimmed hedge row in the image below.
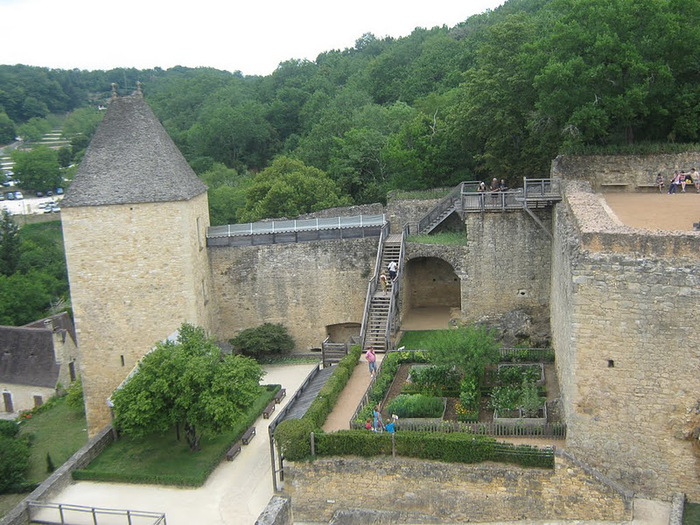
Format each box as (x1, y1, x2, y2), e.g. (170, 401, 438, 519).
(315, 430, 554, 469)
(275, 346, 362, 459)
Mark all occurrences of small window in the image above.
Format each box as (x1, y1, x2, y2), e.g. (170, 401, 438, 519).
(33, 395, 43, 408)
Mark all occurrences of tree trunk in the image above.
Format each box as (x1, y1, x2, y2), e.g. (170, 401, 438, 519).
(184, 422, 201, 451)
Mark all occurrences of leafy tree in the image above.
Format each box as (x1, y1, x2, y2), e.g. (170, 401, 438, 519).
(65, 377, 85, 415)
(0, 271, 53, 325)
(239, 156, 351, 222)
(112, 323, 265, 451)
(11, 146, 62, 191)
(0, 111, 16, 144)
(0, 434, 30, 493)
(16, 117, 51, 142)
(428, 325, 499, 379)
(0, 210, 20, 276)
(229, 323, 295, 358)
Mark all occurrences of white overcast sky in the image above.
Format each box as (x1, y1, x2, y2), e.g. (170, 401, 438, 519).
(1, 0, 504, 76)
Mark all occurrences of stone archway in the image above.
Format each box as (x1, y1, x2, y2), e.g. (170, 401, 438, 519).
(401, 257, 461, 330)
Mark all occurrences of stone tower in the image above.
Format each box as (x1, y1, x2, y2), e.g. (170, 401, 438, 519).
(61, 88, 215, 435)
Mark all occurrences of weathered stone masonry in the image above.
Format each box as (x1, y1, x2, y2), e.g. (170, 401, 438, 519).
(551, 181, 700, 501)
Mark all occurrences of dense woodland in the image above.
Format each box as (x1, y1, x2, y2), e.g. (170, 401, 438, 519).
(2, 0, 699, 223)
(0, 0, 699, 323)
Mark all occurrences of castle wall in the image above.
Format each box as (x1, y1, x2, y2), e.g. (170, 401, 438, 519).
(208, 238, 377, 350)
(551, 182, 700, 500)
(61, 194, 213, 434)
(284, 454, 633, 523)
(552, 152, 700, 191)
(463, 211, 552, 322)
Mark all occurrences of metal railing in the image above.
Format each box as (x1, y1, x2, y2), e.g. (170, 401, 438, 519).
(27, 501, 166, 525)
(359, 222, 390, 349)
(384, 225, 408, 348)
(417, 182, 465, 233)
(207, 214, 385, 238)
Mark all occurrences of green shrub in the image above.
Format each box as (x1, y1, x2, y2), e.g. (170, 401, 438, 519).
(386, 394, 444, 418)
(274, 418, 314, 461)
(0, 435, 30, 493)
(520, 381, 545, 417)
(408, 365, 461, 396)
(65, 377, 84, 414)
(229, 323, 295, 358)
(497, 365, 540, 385)
(489, 385, 521, 413)
(0, 420, 20, 439)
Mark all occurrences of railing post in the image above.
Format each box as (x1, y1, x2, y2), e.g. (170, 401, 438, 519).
(59, 503, 65, 524)
(128, 509, 133, 525)
(310, 431, 315, 456)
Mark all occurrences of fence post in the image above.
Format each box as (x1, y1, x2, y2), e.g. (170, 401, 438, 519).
(310, 431, 315, 456)
(391, 433, 396, 458)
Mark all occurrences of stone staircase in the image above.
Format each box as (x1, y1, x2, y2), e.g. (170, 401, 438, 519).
(364, 235, 401, 353)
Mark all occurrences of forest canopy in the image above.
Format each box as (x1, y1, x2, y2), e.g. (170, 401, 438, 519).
(1, 0, 698, 223)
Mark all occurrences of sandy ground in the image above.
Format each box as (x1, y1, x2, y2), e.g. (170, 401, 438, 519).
(603, 190, 700, 231)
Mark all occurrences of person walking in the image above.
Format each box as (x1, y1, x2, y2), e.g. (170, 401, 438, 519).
(366, 347, 377, 377)
(387, 260, 398, 281)
(373, 405, 384, 432)
(379, 271, 388, 296)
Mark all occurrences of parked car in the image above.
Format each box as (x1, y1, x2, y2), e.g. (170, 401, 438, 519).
(56, 187, 64, 195)
(46, 190, 53, 197)
(36, 191, 44, 197)
(0, 193, 4, 201)
(6, 192, 14, 200)
(14, 191, 23, 199)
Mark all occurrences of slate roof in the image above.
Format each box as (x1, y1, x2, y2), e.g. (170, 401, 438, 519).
(0, 325, 59, 389)
(61, 89, 207, 208)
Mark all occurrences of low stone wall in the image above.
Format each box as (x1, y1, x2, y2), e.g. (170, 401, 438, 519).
(0, 425, 115, 525)
(552, 152, 700, 191)
(283, 450, 633, 523)
(255, 495, 292, 525)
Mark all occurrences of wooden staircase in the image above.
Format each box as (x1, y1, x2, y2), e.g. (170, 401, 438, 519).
(364, 235, 401, 352)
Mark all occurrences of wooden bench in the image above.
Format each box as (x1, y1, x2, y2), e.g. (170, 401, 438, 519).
(600, 183, 630, 190)
(226, 441, 242, 461)
(274, 388, 286, 404)
(636, 183, 661, 192)
(241, 426, 256, 445)
(263, 400, 276, 419)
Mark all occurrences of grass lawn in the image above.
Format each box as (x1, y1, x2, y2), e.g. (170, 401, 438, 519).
(0, 396, 87, 519)
(684, 502, 700, 525)
(74, 385, 279, 487)
(398, 330, 447, 349)
(407, 232, 467, 245)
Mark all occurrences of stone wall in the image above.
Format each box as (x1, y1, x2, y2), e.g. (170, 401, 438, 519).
(551, 181, 700, 500)
(552, 152, 700, 191)
(208, 237, 378, 350)
(62, 194, 214, 435)
(283, 453, 633, 523)
(463, 210, 552, 323)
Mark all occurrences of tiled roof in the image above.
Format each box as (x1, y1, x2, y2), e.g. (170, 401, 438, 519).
(0, 325, 59, 389)
(61, 90, 207, 208)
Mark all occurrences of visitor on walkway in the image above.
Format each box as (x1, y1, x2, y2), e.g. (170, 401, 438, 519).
(387, 260, 398, 281)
(373, 405, 384, 432)
(693, 168, 700, 192)
(379, 272, 388, 295)
(680, 171, 689, 192)
(385, 414, 398, 433)
(366, 347, 377, 377)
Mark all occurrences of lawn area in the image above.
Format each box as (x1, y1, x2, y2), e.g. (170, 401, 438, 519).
(19, 397, 88, 483)
(74, 385, 279, 487)
(398, 330, 447, 349)
(684, 502, 700, 525)
(0, 396, 87, 519)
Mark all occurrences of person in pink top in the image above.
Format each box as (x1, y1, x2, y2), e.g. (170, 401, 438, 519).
(366, 347, 377, 376)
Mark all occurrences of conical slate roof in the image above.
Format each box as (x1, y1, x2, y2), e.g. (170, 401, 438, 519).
(62, 90, 206, 208)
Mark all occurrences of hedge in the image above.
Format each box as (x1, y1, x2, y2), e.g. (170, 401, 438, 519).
(315, 430, 554, 469)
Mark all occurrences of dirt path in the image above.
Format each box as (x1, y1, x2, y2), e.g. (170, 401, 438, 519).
(603, 191, 700, 231)
(323, 354, 384, 431)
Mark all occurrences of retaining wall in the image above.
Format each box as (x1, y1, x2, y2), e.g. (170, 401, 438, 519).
(283, 451, 633, 523)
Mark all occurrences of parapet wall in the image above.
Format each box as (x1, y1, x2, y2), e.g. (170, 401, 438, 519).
(283, 453, 633, 523)
(551, 180, 700, 500)
(552, 152, 700, 191)
(208, 237, 377, 350)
